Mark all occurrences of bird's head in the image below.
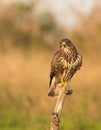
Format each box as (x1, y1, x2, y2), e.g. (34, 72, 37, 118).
(60, 38, 72, 48)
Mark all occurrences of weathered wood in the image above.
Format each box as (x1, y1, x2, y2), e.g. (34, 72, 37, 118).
(49, 85, 73, 130)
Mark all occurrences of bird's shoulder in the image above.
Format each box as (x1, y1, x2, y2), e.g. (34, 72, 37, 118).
(54, 49, 63, 56)
(51, 49, 68, 70)
(51, 49, 66, 63)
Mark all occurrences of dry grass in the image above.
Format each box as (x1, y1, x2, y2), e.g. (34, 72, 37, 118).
(0, 46, 101, 120)
(0, 3, 100, 124)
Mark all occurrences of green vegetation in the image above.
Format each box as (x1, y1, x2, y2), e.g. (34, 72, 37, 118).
(0, 110, 101, 130)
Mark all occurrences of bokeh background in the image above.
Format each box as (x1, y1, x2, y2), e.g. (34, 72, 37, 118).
(0, 0, 101, 130)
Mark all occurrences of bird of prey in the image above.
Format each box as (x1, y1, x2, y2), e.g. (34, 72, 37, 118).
(48, 38, 82, 97)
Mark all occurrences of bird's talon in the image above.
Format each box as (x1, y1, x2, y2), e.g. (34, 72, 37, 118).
(61, 80, 67, 86)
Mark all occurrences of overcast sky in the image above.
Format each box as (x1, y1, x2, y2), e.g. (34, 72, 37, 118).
(1, 0, 100, 28)
(35, 0, 96, 28)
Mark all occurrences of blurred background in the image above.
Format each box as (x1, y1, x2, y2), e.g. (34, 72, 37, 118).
(0, 0, 101, 130)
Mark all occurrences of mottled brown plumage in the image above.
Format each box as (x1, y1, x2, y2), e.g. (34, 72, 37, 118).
(48, 38, 82, 97)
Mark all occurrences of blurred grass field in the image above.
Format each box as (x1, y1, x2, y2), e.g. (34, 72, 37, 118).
(0, 2, 101, 130)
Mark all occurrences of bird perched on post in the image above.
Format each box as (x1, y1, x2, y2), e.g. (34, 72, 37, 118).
(48, 38, 82, 97)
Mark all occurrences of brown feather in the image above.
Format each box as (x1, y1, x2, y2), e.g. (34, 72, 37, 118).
(48, 38, 82, 97)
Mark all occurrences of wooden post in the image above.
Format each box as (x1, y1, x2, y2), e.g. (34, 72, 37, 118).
(49, 85, 73, 130)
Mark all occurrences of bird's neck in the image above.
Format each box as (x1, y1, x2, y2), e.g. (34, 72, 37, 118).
(60, 47, 71, 55)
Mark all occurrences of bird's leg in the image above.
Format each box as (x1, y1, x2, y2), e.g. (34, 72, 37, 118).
(61, 78, 73, 95)
(61, 79, 67, 86)
(61, 80, 73, 95)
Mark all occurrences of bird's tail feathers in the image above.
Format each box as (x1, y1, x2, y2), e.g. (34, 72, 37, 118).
(48, 77, 57, 97)
(48, 78, 62, 97)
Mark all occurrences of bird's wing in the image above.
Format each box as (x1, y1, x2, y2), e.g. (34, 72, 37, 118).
(49, 71, 55, 87)
(65, 53, 82, 81)
(49, 50, 68, 87)
(49, 50, 60, 87)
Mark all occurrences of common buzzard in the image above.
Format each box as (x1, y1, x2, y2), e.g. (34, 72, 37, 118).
(48, 38, 82, 97)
